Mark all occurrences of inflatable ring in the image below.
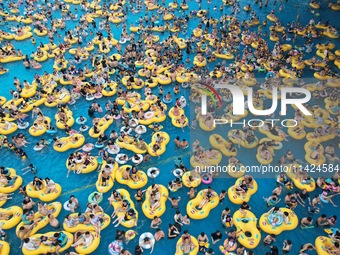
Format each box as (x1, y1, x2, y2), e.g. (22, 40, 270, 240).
(76, 117, 87, 125)
(94, 93, 102, 99)
(63, 200, 72, 211)
(259, 208, 298, 235)
(139, 232, 155, 249)
(120, 126, 132, 135)
(82, 143, 94, 152)
(115, 153, 128, 164)
(201, 174, 213, 184)
(22, 231, 73, 254)
(144, 111, 155, 119)
(88, 192, 103, 204)
(315, 236, 335, 255)
(266, 71, 275, 79)
(0, 241, 10, 254)
(233, 210, 261, 248)
(33, 145, 44, 151)
(319, 194, 329, 203)
(108, 240, 124, 255)
(113, 114, 121, 120)
(107, 145, 120, 154)
(182, 171, 202, 188)
(135, 125, 147, 135)
(79, 125, 89, 132)
(182, 83, 190, 88)
(173, 168, 183, 178)
(18, 122, 29, 129)
(147, 167, 160, 178)
(273, 142, 283, 150)
(115, 165, 148, 189)
(0, 206, 23, 229)
(86, 94, 94, 101)
(267, 212, 284, 226)
(125, 230, 136, 241)
(129, 118, 138, 128)
(95, 142, 105, 148)
(175, 236, 199, 255)
(119, 38, 127, 44)
(132, 154, 143, 164)
(162, 97, 172, 104)
(186, 189, 219, 220)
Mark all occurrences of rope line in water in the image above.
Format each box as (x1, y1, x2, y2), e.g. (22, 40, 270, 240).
(61, 183, 96, 196)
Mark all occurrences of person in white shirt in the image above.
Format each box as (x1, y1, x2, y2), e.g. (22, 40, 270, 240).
(71, 231, 93, 247)
(65, 215, 79, 228)
(89, 214, 101, 236)
(22, 237, 40, 250)
(45, 178, 56, 194)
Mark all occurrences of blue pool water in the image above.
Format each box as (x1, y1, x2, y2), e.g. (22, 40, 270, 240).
(0, 0, 340, 254)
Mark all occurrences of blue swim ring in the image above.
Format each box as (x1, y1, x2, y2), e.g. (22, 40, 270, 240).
(268, 212, 283, 226)
(76, 117, 87, 125)
(319, 194, 329, 203)
(95, 142, 104, 148)
(266, 71, 275, 79)
(163, 97, 172, 104)
(79, 125, 89, 132)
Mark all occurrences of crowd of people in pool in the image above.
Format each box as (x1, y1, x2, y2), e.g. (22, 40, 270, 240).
(0, 0, 339, 253)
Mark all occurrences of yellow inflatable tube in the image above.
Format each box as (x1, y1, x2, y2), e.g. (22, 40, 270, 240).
(147, 131, 170, 156)
(259, 208, 298, 235)
(186, 189, 219, 220)
(228, 129, 258, 149)
(0, 206, 23, 229)
(171, 115, 189, 128)
(16, 202, 62, 237)
(315, 236, 336, 255)
(89, 117, 114, 138)
(258, 125, 284, 141)
(53, 134, 85, 152)
(0, 241, 10, 255)
(256, 146, 274, 165)
(0, 168, 23, 193)
(142, 185, 168, 219)
(175, 236, 199, 255)
(75, 231, 100, 255)
(22, 231, 73, 255)
(26, 181, 62, 202)
(304, 141, 326, 166)
(285, 164, 316, 192)
(190, 150, 222, 168)
(193, 56, 206, 67)
(138, 111, 166, 125)
(287, 125, 306, 140)
(110, 189, 138, 228)
(115, 165, 148, 189)
(116, 138, 147, 154)
(226, 163, 246, 178)
(63, 213, 111, 233)
(96, 161, 118, 193)
(66, 156, 99, 174)
(228, 178, 258, 204)
(55, 109, 74, 129)
(209, 134, 237, 157)
(233, 210, 261, 249)
(182, 171, 202, 188)
(0, 122, 18, 136)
